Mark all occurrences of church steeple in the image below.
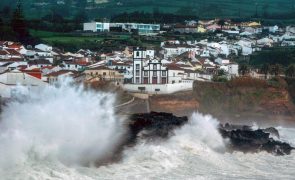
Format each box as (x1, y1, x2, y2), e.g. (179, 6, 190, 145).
(133, 47, 146, 84)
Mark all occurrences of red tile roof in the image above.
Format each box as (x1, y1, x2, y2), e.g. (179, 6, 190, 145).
(165, 63, 184, 71)
(5, 49, 22, 56)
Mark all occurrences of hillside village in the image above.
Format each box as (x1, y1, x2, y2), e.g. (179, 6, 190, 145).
(0, 19, 295, 97)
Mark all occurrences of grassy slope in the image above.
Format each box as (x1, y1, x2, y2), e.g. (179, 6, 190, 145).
(193, 77, 295, 121)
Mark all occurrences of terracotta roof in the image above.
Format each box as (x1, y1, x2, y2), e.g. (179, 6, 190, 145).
(87, 66, 112, 71)
(0, 50, 9, 55)
(6, 49, 22, 56)
(46, 70, 74, 77)
(110, 61, 132, 66)
(28, 59, 51, 65)
(165, 63, 184, 71)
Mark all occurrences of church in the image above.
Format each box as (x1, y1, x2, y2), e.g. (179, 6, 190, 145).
(132, 47, 168, 84)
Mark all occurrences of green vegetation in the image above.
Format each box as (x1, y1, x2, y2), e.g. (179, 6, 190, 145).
(193, 77, 293, 119)
(250, 47, 295, 68)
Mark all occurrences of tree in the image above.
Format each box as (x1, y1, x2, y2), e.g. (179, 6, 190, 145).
(270, 64, 281, 76)
(11, 0, 28, 38)
(74, 10, 88, 25)
(286, 64, 295, 78)
(239, 64, 249, 76)
(217, 19, 225, 31)
(261, 63, 270, 79)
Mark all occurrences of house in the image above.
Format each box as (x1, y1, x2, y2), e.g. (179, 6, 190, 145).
(0, 70, 47, 98)
(189, 60, 203, 70)
(215, 57, 230, 65)
(0, 49, 23, 59)
(243, 27, 262, 34)
(0, 50, 9, 59)
(206, 24, 221, 32)
(146, 49, 155, 59)
(28, 59, 52, 68)
(174, 24, 197, 34)
(0, 61, 28, 72)
(197, 26, 207, 33)
(227, 63, 239, 77)
(35, 44, 53, 52)
(165, 63, 186, 84)
(107, 60, 133, 78)
(162, 44, 198, 58)
(83, 22, 110, 32)
(84, 22, 161, 35)
(46, 70, 75, 84)
(236, 39, 255, 55)
(84, 66, 123, 83)
(20, 69, 42, 79)
(62, 61, 88, 71)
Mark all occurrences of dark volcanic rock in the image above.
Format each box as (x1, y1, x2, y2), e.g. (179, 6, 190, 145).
(129, 112, 188, 140)
(219, 124, 294, 155)
(128, 113, 293, 156)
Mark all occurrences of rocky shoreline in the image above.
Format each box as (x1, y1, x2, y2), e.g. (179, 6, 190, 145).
(127, 112, 294, 156)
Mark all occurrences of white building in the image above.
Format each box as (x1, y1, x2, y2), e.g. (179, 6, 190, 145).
(227, 63, 239, 76)
(133, 47, 146, 84)
(123, 47, 193, 94)
(83, 22, 160, 35)
(146, 49, 155, 59)
(83, 22, 110, 32)
(0, 70, 47, 98)
(35, 44, 53, 52)
(142, 59, 168, 84)
(215, 57, 230, 65)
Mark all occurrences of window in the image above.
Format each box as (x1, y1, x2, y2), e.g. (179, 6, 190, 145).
(153, 71, 157, 76)
(136, 77, 140, 83)
(136, 51, 140, 57)
(144, 71, 148, 76)
(143, 77, 148, 84)
(152, 77, 157, 84)
(162, 71, 166, 76)
(136, 70, 140, 76)
(162, 77, 167, 84)
(173, 72, 175, 77)
(136, 64, 140, 70)
(153, 64, 157, 70)
(103, 72, 106, 76)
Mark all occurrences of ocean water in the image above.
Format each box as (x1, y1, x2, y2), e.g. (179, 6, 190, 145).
(0, 80, 295, 180)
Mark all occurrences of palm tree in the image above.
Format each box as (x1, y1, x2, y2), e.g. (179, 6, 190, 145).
(286, 64, 295, 78)
(260, 63, 270, 79)
(239, 64, 249, 76)
(270, 64, 281, 76)
(217, 19, 225, 31)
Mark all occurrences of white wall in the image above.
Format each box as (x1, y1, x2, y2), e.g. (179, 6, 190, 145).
(123, 82, 193, 94)
(83, 22, 97, 32)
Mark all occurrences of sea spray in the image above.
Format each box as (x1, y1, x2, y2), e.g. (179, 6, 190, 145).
(0, 78, 124, 170)
(119, 112, 227, 175)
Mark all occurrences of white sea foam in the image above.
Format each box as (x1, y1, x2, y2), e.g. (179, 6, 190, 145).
(0, 81, 295, 180)
(0, 78, 124, 172)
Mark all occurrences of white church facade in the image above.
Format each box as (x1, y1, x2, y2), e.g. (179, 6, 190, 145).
(122, 47, 193, 94)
